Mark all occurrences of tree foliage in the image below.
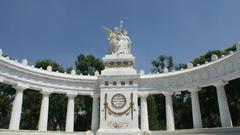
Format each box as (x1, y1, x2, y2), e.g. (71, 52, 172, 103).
(173, 91, 192, 129)
(35, 59, 65, 73)
(152, 55, 173, 73)
(148, 94, 166, 130)
(48, 94, 67, 131)
(75, 54, 104, 75)
(74, 54, 104, 131)
(20, 90, 41, 130)
(0, 83, 15, 129)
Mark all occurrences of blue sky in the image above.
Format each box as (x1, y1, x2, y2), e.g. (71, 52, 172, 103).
(0, 0, 240, 72)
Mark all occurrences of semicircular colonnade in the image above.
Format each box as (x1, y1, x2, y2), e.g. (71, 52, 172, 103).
(0, 44, 240, 135)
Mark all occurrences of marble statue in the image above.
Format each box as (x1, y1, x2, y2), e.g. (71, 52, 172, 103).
(102, 21, 132, 54)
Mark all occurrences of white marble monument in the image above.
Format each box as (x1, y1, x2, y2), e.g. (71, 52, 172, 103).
(97, 21, 141, 135)
(0, 22, 240, 135)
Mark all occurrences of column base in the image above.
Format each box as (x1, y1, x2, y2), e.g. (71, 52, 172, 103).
(97, 128, 142, 135)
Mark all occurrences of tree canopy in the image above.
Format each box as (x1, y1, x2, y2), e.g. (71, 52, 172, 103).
(75, 54, 104, 75)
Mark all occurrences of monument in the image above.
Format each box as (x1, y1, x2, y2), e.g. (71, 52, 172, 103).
(0, 22, 240, 135)
(97, 21, 141, 135)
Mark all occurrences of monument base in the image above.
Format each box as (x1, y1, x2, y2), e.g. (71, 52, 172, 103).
(96, 129, 142, 135)
(102, 53, 137, 75)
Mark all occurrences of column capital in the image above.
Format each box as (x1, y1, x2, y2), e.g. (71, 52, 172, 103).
(162, 91, 174, 96)
(91, 93, 100, 98)
(41, 89, 53, 96)
(213, 80, 228, 87)
(138, 93, 149, 98)
(188, 87, 201, 93)
(66, 92, 78, 98)
(13, 83, 29, 91)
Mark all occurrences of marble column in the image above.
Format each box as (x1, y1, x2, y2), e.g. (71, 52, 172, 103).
(9, 85, 27, 130)
(38, 90, 52, 131)
(65, 93, 77, 132)
(163, 92, 175, 131)
(140, 94, 149, 131)
(91, 94, 100, 132)
(189, 88, 202, 128)
(214, 81, 233, 127)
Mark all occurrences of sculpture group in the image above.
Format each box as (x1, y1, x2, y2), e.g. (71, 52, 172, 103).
(102, 21, 132, 54)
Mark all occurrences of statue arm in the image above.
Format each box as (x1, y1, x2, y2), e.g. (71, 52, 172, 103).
(101, 26, 112, 36)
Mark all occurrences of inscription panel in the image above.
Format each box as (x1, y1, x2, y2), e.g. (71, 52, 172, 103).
(111, 93, 126, 108)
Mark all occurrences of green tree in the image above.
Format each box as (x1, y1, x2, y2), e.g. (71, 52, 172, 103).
(74, 54, 104, 131)
(173, 91, 192, 129)
(35, 59, 65, 73)
(152, 55, 167, 73)
(75, 54, 104, 75)
(199, 86, 221, 127)
(152, 55, 176, 73)
(74, 95, 93, 131)
(0, 83, 15, 129)
(148, 94, 166, 130)
(226, 79, 240, 126)
(20, 90, 41, 130)
(48, 93, 67, 131)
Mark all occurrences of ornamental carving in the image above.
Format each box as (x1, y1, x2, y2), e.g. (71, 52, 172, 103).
(108, 121, 129, 129)
(103, 93, 135, 120)
(111, 93, 126, 108)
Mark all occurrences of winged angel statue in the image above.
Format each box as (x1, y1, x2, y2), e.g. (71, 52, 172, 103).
(102, 21, 132, 54)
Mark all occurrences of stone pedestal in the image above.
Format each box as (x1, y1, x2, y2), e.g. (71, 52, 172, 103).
(97, 64, 140, 134)
(97, 129, 142, 135)
(101, 54, 137, 76)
